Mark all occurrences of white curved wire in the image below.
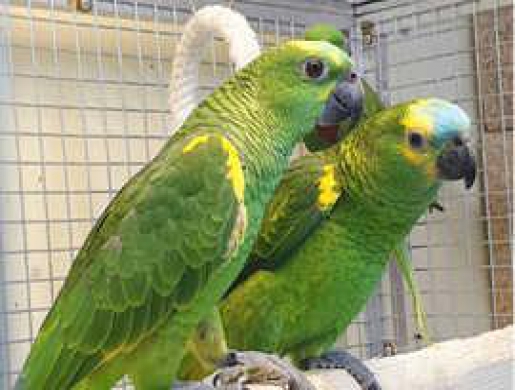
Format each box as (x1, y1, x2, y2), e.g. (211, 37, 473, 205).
(169, 5, 261, 132)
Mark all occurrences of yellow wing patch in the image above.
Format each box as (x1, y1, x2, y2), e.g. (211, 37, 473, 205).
(220, 138, 245, 203)
(183, 135, 210, 154)
(183, 134, 244, 203)
(317, 164, 339, 210)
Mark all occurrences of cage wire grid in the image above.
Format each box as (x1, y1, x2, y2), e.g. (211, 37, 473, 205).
(347, 0, 513, 359)
(0, 0, 512, 388)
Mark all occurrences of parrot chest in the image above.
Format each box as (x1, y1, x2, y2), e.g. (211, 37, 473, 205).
(282, 222, 391, 347)
(223, 213, 396, 356)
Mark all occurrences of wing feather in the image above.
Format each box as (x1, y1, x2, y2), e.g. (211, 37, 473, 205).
(228, 153, 343, 291)
(17, 134, 246, 389)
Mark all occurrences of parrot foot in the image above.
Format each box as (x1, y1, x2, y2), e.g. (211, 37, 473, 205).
(211, 350, 316, 390)
(299, 350, 382, 390)
(428, 201, 445, 213)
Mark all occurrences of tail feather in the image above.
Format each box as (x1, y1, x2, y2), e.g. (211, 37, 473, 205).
(14, 322, 100, 390)
(392, 243, 432, 344)
(44, 347, 100, 390)
(15, 322, 64, 390)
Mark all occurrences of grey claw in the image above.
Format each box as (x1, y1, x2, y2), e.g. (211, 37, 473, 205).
(213, 350, 315, 390)
(428, 201, 445, 213)
(300, 350, 382, 390)
(381, 341, 397, 357)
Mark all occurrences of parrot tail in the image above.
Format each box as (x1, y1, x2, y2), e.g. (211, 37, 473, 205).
(14, 323, 100, 390)
(168, 5, 261, 132)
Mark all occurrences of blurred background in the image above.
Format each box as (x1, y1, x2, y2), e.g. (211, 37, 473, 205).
(0, 0, 512, 388)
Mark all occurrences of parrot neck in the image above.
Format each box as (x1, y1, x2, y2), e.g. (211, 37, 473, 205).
(333, 137, 440, 250)
(183, 79, 301, 187)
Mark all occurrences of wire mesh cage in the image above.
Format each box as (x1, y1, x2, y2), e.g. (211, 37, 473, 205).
(0, 0, 512, 388)
(338, 0, 513, 359)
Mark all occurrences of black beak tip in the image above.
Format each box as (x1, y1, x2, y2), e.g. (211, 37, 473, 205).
(465, 175, 474, 189)
(464, 158, 477, 189)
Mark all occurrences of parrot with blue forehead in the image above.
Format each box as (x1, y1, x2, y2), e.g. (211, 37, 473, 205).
(303, 25, 436, 343)
(14, 38, 363, 390)
(179, 98, 476, 390)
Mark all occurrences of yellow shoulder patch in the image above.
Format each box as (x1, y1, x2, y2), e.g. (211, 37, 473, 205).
(182, 134, 244, 202)
(317, 164, 339, 210)
(220, 137, 245, 203)
(182, 135, 210, 154)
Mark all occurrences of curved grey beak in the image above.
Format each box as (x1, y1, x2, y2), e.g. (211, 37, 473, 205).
(318, 79, 363, 127)
(436, 138, 476, 189)
(303, 77, 364, 151)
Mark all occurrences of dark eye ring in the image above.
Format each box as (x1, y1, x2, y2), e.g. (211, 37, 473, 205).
(408, 131, 426, 150)
(302, 58, 328, 80)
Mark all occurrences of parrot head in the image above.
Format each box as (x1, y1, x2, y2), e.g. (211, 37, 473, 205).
(246, 40, 363, 146)
(304, 23, 349, 52)
(344, 98, 476, 197)
(301, 24, 372, 151)
(399, 98, 475, 189)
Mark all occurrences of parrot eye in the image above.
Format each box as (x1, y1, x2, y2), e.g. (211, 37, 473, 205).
(407, 131, 426, 150)
(302, 58, 328, 80)
(347, 71, 358, 82)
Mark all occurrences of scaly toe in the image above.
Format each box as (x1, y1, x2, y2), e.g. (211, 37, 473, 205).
(213, 350, 315, 390)
(300, 350, 381, 390)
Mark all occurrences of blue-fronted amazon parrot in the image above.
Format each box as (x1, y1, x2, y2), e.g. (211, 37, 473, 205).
(14, 39, 363, 390)
(304, 26, 435, 343)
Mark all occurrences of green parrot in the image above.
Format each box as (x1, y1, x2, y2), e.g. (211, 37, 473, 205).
(179, 98, 476, 389)
(14, 40, 363, 390)
(304, 24, 432, 344)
